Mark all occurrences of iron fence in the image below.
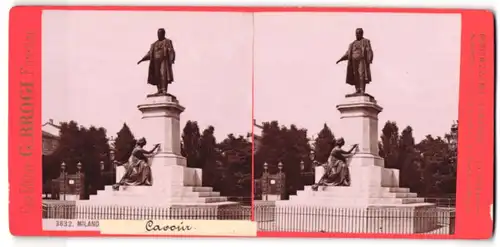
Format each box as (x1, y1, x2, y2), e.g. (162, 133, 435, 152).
(43, 202, 455, 234)
(254, 204, 455, 235)
(43, 202, 251, 221)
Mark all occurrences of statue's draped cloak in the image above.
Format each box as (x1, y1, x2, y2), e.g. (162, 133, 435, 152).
(117, 146, 153, 186)
(147, 39, 175, 86)
(314, 147, 351, 187)
(343, 38, 373, 86)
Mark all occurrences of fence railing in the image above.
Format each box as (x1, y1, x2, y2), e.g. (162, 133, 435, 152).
(43, 203, 251, 221)
(254, 205, 455, 235)
(423, 197, 456, 208)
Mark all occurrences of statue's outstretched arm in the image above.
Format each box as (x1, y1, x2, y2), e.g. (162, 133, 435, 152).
(336, 47, 349, 64)
(137, 50, 151, 64)
(338, 53, 348, 62)
(339, 144, 358, 155)
(143, 144, 160, 155)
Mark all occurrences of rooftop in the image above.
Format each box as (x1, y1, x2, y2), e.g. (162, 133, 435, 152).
(42, 119, 61, 138)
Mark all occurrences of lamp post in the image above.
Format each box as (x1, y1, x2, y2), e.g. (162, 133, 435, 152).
(100, 160, 105, 190)
(109, 148, 116, 185)
(450, 122, 458, 145)
(76, 162, 82, 175)
(449, 121, 458, 170)
(110, 149, 115, 166)
(61, 162, 66, 201)
(310, 151, 318, 172)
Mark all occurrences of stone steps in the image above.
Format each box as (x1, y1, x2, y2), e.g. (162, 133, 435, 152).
(97, 189, 221, 198)
(287, 195, 425, 205)
(103, 185, 214, 193)
(296, 190, 417, 198)
(86, 185, 227, 205)
(287, 186, 427, 206)
(369, 197, 425, 204)
(303, 186, 410, 193)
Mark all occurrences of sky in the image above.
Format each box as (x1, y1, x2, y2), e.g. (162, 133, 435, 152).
(42, 10, 253, 141)
(253, 12, 461, 141)
(42, 11, 461, 143)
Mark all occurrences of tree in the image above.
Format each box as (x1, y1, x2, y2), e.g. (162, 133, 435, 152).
(313, 123, 335, 164)
(379, 121, 400, 169)
(254, 121, 311, 197)
(281, 124, 311, 196)
(199, 126, 218, 187)
(411, 121, 457, 196)
(114, 123, 136, 163)
(439, 121, 458, 194)
(53, 121, 82, 173)
(47, 121, 110, 199)
(180, 120, 253, 199)
(254, 121, 285, 176)
(182, 121, 202, 168)
(416, 135, 452, 195)
(42, 154, 62, 184)
(217, 134, 252, 197)
(397, 126, 422, 190)
(80, 126, 110, 196)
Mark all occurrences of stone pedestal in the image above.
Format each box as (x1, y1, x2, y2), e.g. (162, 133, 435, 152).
(81, 95, 241, 217)
(273, 95, 440, 233)
(137, 95, 186, 167)
(336, 95, 384, 167)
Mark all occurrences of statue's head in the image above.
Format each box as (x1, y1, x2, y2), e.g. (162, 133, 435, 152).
(137, 137, 147, 147)
(157, 28, 166, 40)
(335, 137, 345, 147)
(355, 28, 364, 40)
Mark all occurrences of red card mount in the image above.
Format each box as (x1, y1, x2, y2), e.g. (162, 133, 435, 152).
(8, 6, 494, 239)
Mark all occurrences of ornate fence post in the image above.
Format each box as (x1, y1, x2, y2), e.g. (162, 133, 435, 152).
(449, 210, 456, 234)
(76, 162, 82, 199)
(277, 162, 285, 200)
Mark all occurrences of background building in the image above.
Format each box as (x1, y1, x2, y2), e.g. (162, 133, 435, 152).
(42, 119, 61, 199)
(42, 119, 60, 156)
(253, 119, 263, 153)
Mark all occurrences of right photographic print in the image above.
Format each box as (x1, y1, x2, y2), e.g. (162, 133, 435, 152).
(252, 12, 460, 234)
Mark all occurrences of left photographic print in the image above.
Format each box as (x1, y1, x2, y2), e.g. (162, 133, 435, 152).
(41, 10, 254, 230)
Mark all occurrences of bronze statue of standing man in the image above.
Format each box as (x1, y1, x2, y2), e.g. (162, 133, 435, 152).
(138, 28, 176, 96)
(336, 28, 374, 95)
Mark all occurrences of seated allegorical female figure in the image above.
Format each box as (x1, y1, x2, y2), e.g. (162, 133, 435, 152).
(112, 137, 160, 190)
(311, 137, 358, 191)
